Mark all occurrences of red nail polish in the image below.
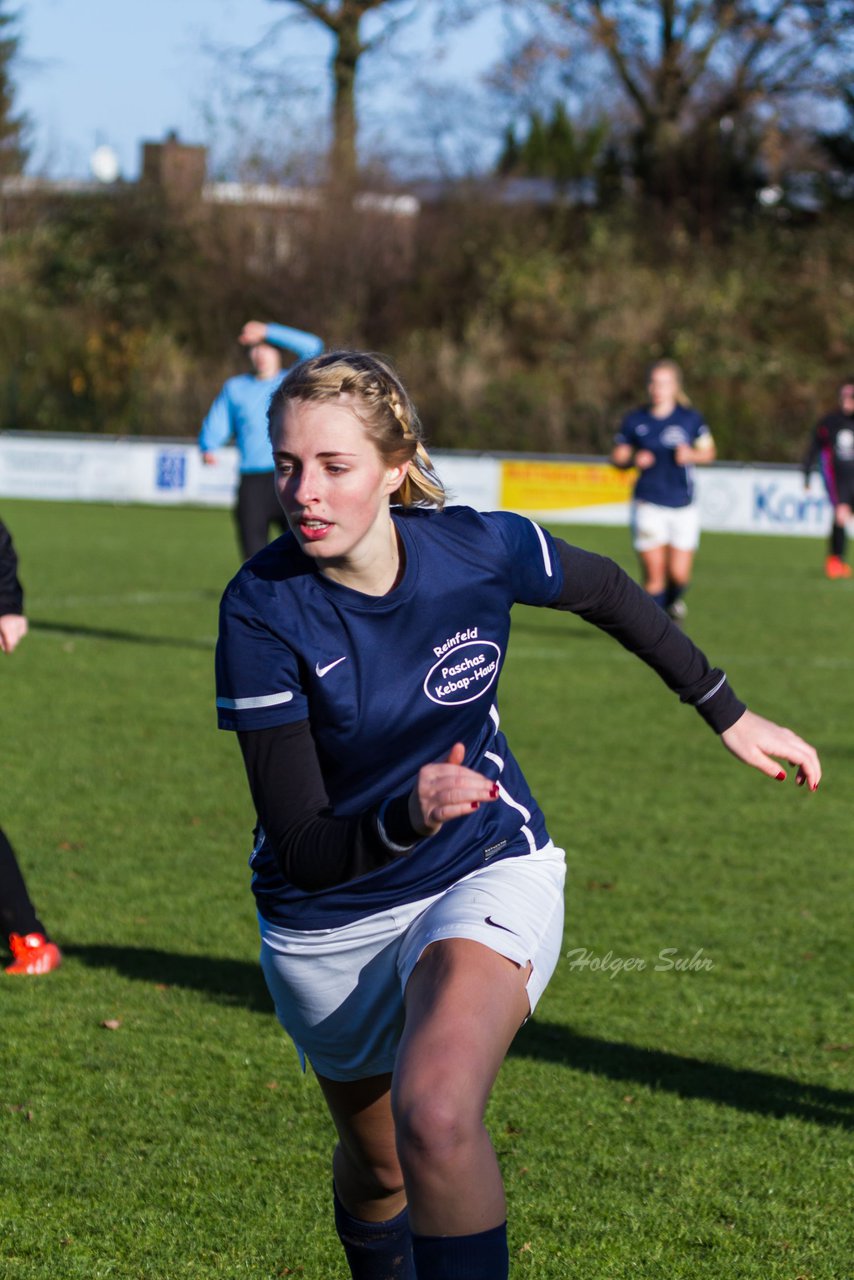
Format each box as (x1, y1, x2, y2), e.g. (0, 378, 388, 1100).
(490, 784, 499, 798)
(776, 771, 786, 781)
(811, 782, 819, 791)
(471, 801, 479, 810)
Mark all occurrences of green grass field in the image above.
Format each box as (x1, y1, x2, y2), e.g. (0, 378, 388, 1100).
(1, 498, 851, 1280)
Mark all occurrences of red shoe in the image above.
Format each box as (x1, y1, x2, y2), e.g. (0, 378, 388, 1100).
(825, 555, 852, 579)
(5, 932, 63, 975)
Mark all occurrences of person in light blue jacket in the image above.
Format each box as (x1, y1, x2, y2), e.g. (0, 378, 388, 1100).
(200, 320, 324, 559)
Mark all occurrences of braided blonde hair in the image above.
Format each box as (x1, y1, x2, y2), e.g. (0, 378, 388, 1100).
(267, 351, 445, 509)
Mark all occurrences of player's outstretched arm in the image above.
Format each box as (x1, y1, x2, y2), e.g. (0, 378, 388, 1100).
(720, 709, 821, 789)
(408, 742, 498, 837)
(550, 540, 822, 786)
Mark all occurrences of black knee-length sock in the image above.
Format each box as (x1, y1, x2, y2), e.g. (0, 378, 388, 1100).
(831, 524, 847, 558)
(333, 1185, 415, 1279)
(0, 827, 44, 947)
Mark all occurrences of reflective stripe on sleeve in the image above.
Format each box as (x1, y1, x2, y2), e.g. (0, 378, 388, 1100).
(216, 691, 295, 710)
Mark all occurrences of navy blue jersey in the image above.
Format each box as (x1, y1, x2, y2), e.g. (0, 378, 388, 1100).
(216, 506, 563, 928)
(615, 405, 712, 508)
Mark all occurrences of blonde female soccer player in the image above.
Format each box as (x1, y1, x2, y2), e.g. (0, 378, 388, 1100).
(215, 351, 819, 1280)
(611, 358, 716, 619)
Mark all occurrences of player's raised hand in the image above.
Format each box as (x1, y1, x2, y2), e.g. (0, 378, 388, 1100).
(721, 709, 821, 790)
(408, 741, 498, 836)
(238, 320, 269, 346)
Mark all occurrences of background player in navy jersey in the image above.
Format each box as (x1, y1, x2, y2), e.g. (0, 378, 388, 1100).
(0, 517, 62, 976)
(215, 352, 820, 1280)
(802, 377, 854, 579)
(611, 359, 716, 619)
(199, 318, 324, 561)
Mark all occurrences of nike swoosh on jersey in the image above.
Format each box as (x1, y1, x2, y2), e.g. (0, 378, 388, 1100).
(316, 656, 348, 678)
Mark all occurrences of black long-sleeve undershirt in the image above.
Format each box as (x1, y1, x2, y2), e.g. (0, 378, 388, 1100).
(238, 539, 746, 893)
(238, 723, 414, 893)
(550, 541, 745, 731)
(0, 520, 24, 616)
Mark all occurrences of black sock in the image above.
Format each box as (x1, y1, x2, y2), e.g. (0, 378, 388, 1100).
(664, 582, 686, 609)
(649, 589, 668, 610)
(333, 1185, 414, 1279)
(411, 1222, 509, 1280)
(0, 827, 45, 948)
(831, 524, 847, 558)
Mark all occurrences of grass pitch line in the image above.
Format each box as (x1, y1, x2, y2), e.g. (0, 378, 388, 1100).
(27, 588, 218, 608)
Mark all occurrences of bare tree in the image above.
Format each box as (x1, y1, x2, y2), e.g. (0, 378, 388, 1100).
(267, 0, 420, 183)
(499, 1, 854, 203)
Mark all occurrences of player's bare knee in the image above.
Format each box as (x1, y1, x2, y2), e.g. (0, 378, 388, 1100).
(335, 1142, 404, 1201)
(361, 1165, 406, 1201)
(393, 1091, 474, 1169)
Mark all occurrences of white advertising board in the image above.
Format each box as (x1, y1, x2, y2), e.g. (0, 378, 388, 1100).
(0, 434, 834, 538)
(0, 435, 239, 506)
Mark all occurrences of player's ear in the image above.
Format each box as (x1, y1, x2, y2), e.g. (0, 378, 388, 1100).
(383, 460, 408, 493)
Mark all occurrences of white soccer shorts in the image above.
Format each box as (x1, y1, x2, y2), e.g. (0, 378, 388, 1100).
(258, 842, 566, 1082)
(631, 500, 701, 552)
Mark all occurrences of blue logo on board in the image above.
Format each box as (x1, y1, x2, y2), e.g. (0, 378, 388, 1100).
(753, 484, 829, 528)
(156, 451, 187, 491)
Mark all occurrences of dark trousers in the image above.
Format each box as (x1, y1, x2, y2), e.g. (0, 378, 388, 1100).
(0, 826, 44, 948)
(235, 471, 287, 561)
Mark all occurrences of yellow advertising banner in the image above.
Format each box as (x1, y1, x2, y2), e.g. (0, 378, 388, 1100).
(500, 460, 635, 512)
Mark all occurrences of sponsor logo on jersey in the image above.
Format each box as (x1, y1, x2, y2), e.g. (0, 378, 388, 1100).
(836, 428, 854, 460)
(660, 426, 689, 449)
(424, 627, 501, 706)
(432, 627, 479, 658)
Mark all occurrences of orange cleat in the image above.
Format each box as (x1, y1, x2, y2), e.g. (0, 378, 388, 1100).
(5, 932, 63, 976)
(825, 555, 852, 579)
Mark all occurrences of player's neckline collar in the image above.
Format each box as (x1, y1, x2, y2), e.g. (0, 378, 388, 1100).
(312, 514, 419, 611)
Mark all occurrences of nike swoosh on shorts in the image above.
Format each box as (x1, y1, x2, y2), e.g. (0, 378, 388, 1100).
(484, 915, 517, 936)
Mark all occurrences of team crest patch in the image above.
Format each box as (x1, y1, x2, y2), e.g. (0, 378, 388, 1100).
(660, 426, 689, 448)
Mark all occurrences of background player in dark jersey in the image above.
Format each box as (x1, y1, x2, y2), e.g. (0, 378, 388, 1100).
(199, 318, 324, 560)
(802, 377, 854, 579)
(216, 352, 820, 1280)
(0, 517, 62, 976)
(611, 359, 716, 619)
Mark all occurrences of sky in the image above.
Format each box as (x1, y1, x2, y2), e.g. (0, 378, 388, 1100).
(15, 0, 508, 182)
